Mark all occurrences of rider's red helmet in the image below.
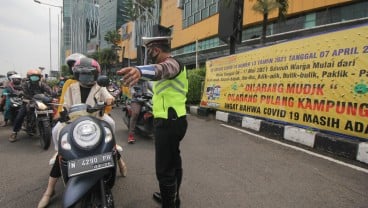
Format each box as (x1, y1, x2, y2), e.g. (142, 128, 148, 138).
(27, 69, 42, 82)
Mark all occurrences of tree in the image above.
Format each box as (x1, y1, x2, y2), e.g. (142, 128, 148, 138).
(104, 30, 121, 46)
(124, 0, 155, 21)
(103, 30, 122, 77)
(252, 0, 289, 45)
(90, 48, 118, 78)
(277, 0, 289, 21)
(61, 65, 71, 77)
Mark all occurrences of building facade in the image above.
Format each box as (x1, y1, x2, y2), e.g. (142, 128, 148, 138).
(157, 0, 368, 68)
(98, 0, 127, 50)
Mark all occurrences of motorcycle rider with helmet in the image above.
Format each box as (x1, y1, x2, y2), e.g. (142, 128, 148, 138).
(37, 57, 126, 208)
(5, 70, 18, 86)
(0, 73, 23, 126)
(8, 69, 54, 142)
(0, 71, 18, 112)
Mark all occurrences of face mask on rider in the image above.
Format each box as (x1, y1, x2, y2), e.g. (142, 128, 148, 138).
(79, 73, 95, 88)
(12, 79, 21, 85)
(29, 75, 40, 82)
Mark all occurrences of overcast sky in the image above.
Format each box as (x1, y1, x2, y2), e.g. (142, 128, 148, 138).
(0, 0, 61, 77)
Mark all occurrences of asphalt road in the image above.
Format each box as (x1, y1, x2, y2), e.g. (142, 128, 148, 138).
(0, 107, 367, 208)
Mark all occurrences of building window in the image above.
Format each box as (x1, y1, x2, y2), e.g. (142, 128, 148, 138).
(173, 37, 220, 55)
(209, 3, 217, 16)
(201, 7, 209, 19)
(304, 13, 316, 29)
(183, 0, 219, 28)
(194, 12, 201, 23)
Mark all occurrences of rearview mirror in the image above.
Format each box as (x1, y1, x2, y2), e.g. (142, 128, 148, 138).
(97, 75, 109, 87)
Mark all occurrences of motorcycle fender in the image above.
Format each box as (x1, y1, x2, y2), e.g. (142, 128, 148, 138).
(62, 169, 110, 208)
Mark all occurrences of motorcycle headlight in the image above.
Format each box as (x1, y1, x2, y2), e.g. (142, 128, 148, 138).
(73, 120, 101, 149)
(36, 100, 48, 110)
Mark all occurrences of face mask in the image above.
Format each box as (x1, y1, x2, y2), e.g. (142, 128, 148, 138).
(148, 48, 159, 64)
(12, 79, 21, 85)
(79, 73, 95, 87)
(29, 75, 40, 82)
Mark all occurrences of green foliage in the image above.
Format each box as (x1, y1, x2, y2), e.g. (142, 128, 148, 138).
(124, 0, 155, 21)
(252, 0, 289, 45)
(61, 65, 71, 77)
(89, 48, 118, 77)
(104, 30, 121, 46)
(277, 0, 289, 21)
(46, 79, 58, 88)
(187, 67, 206, 105)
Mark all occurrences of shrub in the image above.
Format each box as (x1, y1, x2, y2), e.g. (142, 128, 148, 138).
(187, 67, 206, 105)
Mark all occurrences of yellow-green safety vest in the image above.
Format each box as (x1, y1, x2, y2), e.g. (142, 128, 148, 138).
(152, 67, 188, 119)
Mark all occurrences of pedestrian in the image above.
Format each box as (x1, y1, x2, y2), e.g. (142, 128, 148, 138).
(117, 35, 188, 208)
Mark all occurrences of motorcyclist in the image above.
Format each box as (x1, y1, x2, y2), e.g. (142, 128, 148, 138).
(55, 53, 86, 118)
(107, 79, 122, 106)
(37, 57, 127, 208)
(127, 80, 152, 143)
(53, 76, 66, 97)
(5, 70, 17, 86)
(8, 69, 54, 142)
(0, 74, 23, 127)
(0, 71, 18, 113)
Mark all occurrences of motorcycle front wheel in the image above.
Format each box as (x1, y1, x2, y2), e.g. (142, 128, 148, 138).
(79, 186, 115, 208)
(38, 120, 51, 150)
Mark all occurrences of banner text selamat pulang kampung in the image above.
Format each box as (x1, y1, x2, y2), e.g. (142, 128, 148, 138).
(201, 25, 368, 140)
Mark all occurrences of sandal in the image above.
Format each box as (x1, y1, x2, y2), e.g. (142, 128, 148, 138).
(37, 191, 55, 208)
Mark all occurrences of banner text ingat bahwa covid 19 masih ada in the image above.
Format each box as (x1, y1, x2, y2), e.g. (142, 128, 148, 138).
(201, 24, 368, 140)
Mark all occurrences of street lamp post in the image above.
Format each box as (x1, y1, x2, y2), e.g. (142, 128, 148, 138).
(34, 0, 63, 77)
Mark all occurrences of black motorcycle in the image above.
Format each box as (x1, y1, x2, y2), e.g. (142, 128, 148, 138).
(122, 90, 154, 138)
(24, 94, 54, 150)
(58, 76, 118, 208)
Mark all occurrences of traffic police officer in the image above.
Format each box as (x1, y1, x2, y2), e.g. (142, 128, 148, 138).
(117, 35, 188, 208)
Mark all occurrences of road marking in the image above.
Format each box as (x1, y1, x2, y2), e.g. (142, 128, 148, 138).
(221, 124, 368, 174)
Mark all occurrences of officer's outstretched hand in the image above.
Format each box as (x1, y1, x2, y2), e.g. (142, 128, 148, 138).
(117, 67, 141, 87)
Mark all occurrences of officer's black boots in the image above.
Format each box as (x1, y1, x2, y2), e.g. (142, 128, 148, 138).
(153, 192, 181, 208)
(154, 169, 183, 207)
(156, 183, 178, 208)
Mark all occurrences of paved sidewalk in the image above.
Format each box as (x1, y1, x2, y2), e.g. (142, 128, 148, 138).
(188, 105, 368, 166)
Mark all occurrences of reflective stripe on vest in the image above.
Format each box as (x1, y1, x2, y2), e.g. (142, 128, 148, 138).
(153, 67, 188, 119)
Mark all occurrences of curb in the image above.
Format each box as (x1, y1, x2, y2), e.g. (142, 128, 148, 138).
(188, 106, 368, 165)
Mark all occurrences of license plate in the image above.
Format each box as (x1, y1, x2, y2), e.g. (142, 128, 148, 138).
(68, 152, 114, 177)
(36, 109, 54, 115)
